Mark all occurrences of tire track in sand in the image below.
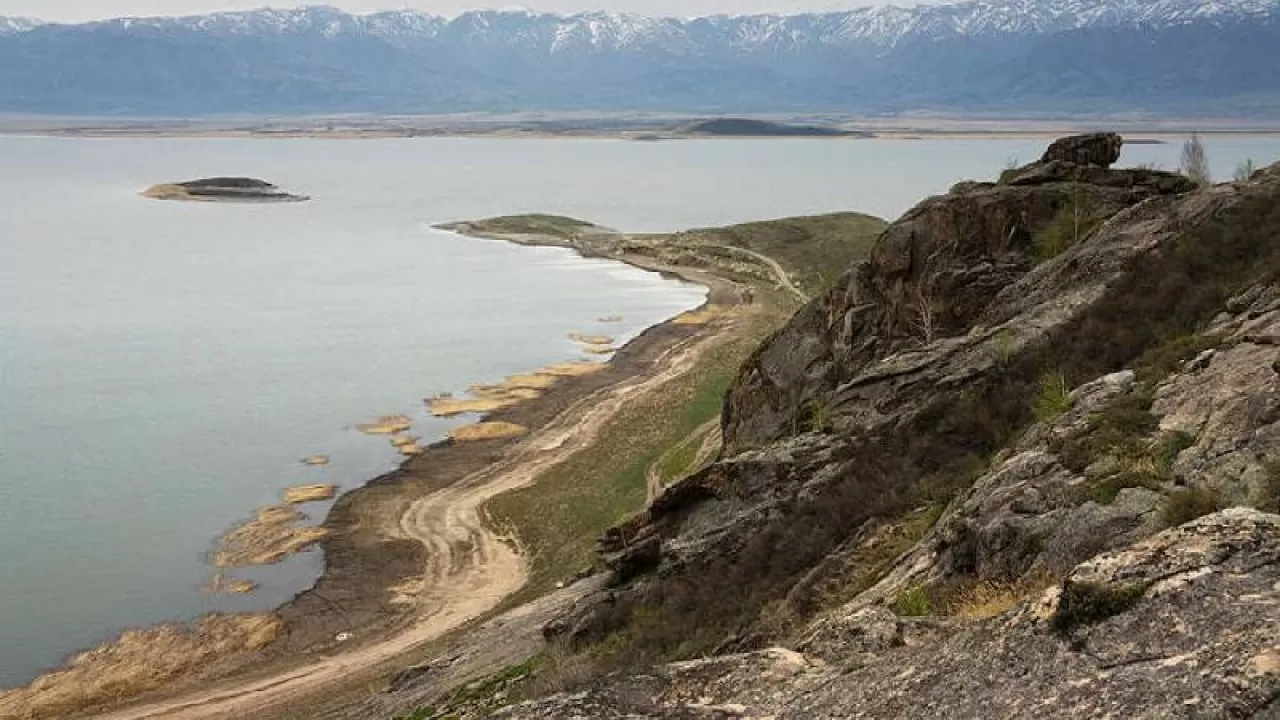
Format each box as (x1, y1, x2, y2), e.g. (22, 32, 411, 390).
(99, 316, 734, 720)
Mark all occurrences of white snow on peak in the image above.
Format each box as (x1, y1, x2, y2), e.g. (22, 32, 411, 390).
(6, 0, 1276, 49)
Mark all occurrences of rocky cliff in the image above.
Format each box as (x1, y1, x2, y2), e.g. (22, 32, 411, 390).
(505, 136, 1280, 717)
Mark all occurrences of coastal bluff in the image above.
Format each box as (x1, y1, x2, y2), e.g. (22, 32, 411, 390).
(142, 177, 310, 203)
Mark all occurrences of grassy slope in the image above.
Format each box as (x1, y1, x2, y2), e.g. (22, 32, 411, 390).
(464, 214, 598, 239)
(677, 212, 888, 294)
(485, 314, 779, 600)
(481, 211, 887, 599)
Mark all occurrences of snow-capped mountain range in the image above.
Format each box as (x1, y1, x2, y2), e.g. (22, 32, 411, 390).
(7, 0, 1278, 48)
(1, 0, 1277, 114)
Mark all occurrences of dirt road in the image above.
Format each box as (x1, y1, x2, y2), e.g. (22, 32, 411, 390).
(706, 244, 809, 303)
(100, 313, 735, 720)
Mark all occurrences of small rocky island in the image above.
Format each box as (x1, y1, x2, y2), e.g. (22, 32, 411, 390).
(142, 177, 310, 202)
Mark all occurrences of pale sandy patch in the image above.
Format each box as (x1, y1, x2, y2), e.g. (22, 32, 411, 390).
(449, 422, 531, 442)
(282, 485, 338, 504)
(0, 614, 282, 720)
(569, 332, 616, 345)
(215, 506, 330, 567)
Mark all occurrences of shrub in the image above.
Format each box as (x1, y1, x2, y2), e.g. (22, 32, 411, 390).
(1033, 371, 1072, 422)
(1081, 472, 1162, 505)
(1050, 580, 1148, 635)
(1159, 486, 1222, 528)
(1034, 184, 1106, 261)
(890, 585, 933, 617)
(1133, 334, 1222, 387)
(997, 157, 1022, 185)
(1180, 133, 1211, 187)
(1234, 159, 1257, 182)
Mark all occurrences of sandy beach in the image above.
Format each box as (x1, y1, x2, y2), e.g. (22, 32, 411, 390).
(0, 219, 787, 720)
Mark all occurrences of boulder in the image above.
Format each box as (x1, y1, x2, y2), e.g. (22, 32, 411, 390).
(1039, 132, 1124, 168)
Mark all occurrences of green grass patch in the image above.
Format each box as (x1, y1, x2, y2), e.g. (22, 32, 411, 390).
(470, 214, 597, 239)
(656, 423, 717, 485)
(485, 314, 781, 601)
(1034, 200, 1108, 261)
(890, 585, 933, 617)
(1033, 371, 1072, 422)
(679, 212, 888, 295)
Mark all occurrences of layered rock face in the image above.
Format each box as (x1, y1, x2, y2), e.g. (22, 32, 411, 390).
(506, 509, 1280, 718)
(526, 138, 1280, 716)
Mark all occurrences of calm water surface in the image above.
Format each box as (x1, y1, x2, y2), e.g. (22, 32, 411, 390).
(1, 135, 1277, 686)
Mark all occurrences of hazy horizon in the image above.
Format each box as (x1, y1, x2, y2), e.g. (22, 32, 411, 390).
(4, 0, 946, 23)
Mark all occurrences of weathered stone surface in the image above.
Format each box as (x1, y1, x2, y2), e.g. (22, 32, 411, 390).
(553, 147, 1280, 675)
(1039, 132, 1124, 168)
(497, 510, 1280, 719)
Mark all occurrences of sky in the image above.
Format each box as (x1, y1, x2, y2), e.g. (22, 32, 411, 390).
(2, 0, 940, 23)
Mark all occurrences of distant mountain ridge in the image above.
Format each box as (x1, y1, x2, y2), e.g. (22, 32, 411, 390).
(2, 0, 1278, 115)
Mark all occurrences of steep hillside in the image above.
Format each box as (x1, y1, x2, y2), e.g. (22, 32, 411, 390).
(430, 135, 1280, 718)
(1, 1, 1277, 114)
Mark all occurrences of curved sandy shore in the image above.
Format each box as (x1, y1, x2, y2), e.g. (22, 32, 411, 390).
(97, 292, 737, 720)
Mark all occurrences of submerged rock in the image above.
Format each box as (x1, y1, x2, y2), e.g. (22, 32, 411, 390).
(142, 177, 309, 203)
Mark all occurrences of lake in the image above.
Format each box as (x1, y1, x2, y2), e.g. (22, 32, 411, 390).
(1, 134, 1277, 686)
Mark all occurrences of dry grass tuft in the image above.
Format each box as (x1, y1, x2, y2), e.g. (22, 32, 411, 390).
(428, 395, 522, 417)
(398, 443, 426, 456)
(672, 305, 734, 325)
(501, 373, 560, 390)
(950, 581, 1028, 620)
(536, 362, 609, 377)
(215, 506, 329, 567)
(281, 484, 338, 504)
(0, 614, 282, 720)
(583, 344, 617, 355)
(390, 434, 418, 448)
(300, 454, 330, 466)
(449, 422, 530, 443)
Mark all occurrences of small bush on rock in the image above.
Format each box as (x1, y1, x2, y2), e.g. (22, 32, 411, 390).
(1050, 580, 1148, 635)
(1160, 487, 1222, 528)
(890, 586, 933, 617)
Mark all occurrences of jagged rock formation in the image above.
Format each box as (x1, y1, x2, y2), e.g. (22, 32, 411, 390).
(502, 509, 1280, 718)
(521, 138, 1280, 716)
(1040, 132, 1123, 167)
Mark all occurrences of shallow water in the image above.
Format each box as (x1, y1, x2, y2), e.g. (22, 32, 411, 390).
(1, 134, 1278, 686)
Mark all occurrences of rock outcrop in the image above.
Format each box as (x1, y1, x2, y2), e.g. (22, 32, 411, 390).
(541, 139, 1280, 708)
(500, 509, 1280, 719)
(142, 177, 310, 202)
(1039, 132, 1124, 168)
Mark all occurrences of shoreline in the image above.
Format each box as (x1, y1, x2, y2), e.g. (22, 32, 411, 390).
(7, 125, 1280, 143)
(6, 222, 763, 720)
